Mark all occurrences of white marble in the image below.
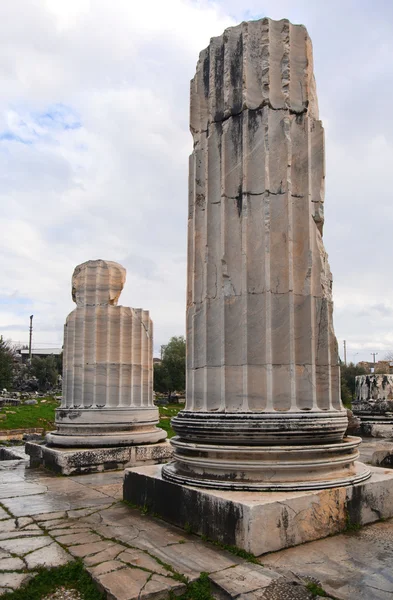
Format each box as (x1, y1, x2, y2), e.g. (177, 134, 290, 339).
(47, 260, 166, 447)
(163, 18, 366, 489)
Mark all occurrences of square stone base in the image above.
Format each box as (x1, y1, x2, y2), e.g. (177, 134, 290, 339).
(26, 442, 172, 475)
(361, 421, 393, 438)
(123, 463, 393, 556)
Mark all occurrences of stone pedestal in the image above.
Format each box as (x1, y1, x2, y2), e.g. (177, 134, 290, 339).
(161, 18, 369, 490)
(353, 374, 393, 438)
(26, 441, 172, 475)
(124, 463, 393, 555)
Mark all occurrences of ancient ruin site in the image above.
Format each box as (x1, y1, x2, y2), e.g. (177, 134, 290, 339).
(0, 4, 392, 600)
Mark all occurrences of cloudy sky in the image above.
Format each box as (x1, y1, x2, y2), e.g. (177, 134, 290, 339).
(0, 0, 392, 362)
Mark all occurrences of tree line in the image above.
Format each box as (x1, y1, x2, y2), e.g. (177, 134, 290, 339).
(0, 336, 62, 391)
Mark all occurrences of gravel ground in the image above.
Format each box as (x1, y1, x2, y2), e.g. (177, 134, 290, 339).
(42, 588, 82, 600)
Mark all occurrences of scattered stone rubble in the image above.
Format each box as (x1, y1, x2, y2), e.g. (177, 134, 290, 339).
(0, 389, 60, 405)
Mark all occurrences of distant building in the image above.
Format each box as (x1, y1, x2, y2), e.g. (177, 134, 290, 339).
(153, 357, 162, 365)
(19, 348, 62, 364)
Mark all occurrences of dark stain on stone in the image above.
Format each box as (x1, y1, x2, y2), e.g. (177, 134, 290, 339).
(236, 188, 243, 217)
(214, 42, 225, 121)
(203, 52, 210, 98)
(346, 484, 363, 527)
(230, 32, 243, 115)
(124, 470, 242, 547)
(196, 193, 206, 209)
(231, 113, 243, 162)
(248, 109, 262, 144)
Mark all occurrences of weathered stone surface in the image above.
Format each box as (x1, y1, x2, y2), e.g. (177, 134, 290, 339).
(0, 572, 34, 591)
(93, 567, 159, 600)
(24, 542, 71, 569)
(83, 544, 127, 566)
(239, 579, 319, 599)
(371, 444, 393, 467)
(26, 442, 172, 476)
(0, 535, 52, 555)
(117, 550, 170, 576)
(363, 423, 393, 438)
(354, 374, 393, 412)
(353, 375, 393, 438)
(142, 575, 186, 600)
(87, 560, 126, 577)
(263, 519, 393, 599)
(50, 528, 91, 536)
(345, 409, 361, 435)
(162, 17, 366, 491)
(209, 563, 282, 596)
(0, 507, 9, 520)
(68, 541, 116, 558)
(35, 511, 68, 521)
(1, 486, 112, 516)
(125, 464, 393, 555)
(131, 541, 241, 580)
(0, 481, 45, 498)
(54, 532, 102, 545)
(41, 259, 166, 450)
(0, 530, 45, 541)
(94, 567, 186, 600)
(0, 556, 25, 570)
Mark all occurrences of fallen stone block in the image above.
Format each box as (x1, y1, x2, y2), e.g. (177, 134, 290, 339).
(371, 444, 393, 468)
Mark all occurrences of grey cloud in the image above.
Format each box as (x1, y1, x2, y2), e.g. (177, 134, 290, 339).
(0, 0, 392, 362)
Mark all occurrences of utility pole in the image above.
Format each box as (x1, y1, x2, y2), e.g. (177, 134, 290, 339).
(343, 340, 347, 366)
(29, 315, 33, 362)
(370, 352, 378, 371)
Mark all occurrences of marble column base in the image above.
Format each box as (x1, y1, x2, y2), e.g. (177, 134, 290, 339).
(46, 407, 166, 447)
(171, 410, 349, 445)
(124, 463, 393, 555)
(25, 441, 172, 475)
(162, 436, 370, 491)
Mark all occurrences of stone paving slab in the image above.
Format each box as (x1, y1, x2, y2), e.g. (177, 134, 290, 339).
(93, 567, 186, 600)
(0, 572, 35, 591)
(210, 563, 281, 596)
(0, 508, 9, 520)
(262, 519, 393, 599)
(1, 490, 113, 516)
(25, 542, 71, 569)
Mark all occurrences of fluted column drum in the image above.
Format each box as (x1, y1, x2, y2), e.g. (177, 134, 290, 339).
(47, 260, 166, 447)
(162, 18, 369, 489)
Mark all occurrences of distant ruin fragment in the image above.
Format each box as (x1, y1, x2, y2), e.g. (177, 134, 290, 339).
(353, 374, 393, 437)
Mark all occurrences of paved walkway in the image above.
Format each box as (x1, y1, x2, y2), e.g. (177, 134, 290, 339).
(0, 443, 392, 599)
(0, 457, 322, 599)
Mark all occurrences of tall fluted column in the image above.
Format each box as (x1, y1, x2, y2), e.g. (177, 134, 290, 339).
(47, 260, 166, 447)
(162, 18, 370, 489)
